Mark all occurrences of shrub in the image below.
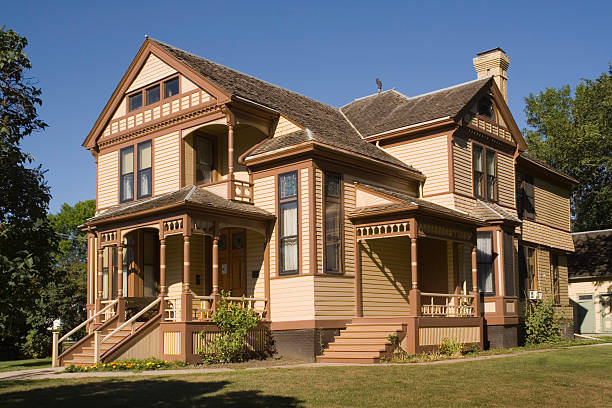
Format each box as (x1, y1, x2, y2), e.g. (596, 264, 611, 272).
(198, 291, 258, 364)
(524, 299, 561, 344)
(439, 337, 463, 356)
(64, 358, 178, 372)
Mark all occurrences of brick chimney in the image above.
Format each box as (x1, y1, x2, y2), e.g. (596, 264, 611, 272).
(473, 48, 510, 102)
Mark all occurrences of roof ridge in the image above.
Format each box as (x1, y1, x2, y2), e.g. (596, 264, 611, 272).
(340, 89, 399, 107)
(572, 228, 612, 235)
(149, 37, 343, 116)
(405, 77, 491, 100)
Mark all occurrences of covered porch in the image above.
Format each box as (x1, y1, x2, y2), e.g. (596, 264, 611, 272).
(348, 191, 486, 354)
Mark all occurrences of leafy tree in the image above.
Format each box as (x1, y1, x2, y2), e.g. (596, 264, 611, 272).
(0, 27, 56, 358)
(523, 66, 612, 231)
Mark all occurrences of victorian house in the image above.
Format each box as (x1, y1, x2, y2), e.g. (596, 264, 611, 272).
(52, 40, 575, 366)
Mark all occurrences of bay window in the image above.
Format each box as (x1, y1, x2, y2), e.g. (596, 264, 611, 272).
(279, 172, 298, 275)
(477, 231, 495, 296)
(325, 173, 342, 274)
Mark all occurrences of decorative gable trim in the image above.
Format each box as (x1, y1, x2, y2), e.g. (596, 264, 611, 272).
(83, 39, 231, 150)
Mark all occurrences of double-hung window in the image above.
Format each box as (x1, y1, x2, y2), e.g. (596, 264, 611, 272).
(137, 141, 152, 199)
(325, 173, 342, 274)
(278, 172, 298, 275)
(473, 145, 497, 201)
(195, 136, 213, 185)
(120, 141, 152, 202)
(477, 231, 495, 296)
(120, 146, 134, 202)
(127, 76, 179, 112)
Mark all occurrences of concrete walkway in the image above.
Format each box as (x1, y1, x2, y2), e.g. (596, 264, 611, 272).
(1, 342, 610, 382)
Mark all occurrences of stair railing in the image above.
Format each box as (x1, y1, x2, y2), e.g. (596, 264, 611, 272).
(51, 298, 119, 367)
(94, 297, 162, 363)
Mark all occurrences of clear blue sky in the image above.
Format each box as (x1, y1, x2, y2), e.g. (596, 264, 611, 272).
(5, 1, 611, 213)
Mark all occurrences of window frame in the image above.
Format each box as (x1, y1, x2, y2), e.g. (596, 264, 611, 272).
(278, 171, 299, 276)
(476, 230, 496, 296)
(323, 172, 343, 275)
(126, 75, 181, 113)
(194, 135, 216, 186)
(120, 145, 135, 203)
(517, 173, 535, 220)
(472, 143, 498, 202)
(119, 140, 153, 203)
(137, 140, 153, 199)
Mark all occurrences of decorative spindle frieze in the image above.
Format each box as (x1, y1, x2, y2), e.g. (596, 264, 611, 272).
(164, 218, 184, 233)
(356, 221, 410, 240)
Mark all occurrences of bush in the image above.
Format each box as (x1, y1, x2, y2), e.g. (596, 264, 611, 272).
(198, 292, 258, 364)
(64, 358, 179, 372)
(439, 337, 463, 356)
(525, 299, 561, 344)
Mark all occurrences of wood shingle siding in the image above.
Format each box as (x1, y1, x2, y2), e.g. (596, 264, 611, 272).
(452, 136, 472, 197)
(253, 175, 276, 276)
(270, 275, 315, 321)
(314, 276, 354, 319)
(97, 150, 119, 210)
(534, 178, 571, 231)
(153, 131, 181, 195)
(383, 135, 449, 197)
(522, 220, 574, 251)
(360, 236, 411, 317)
(497, 152, 515, 208)
(127, 54, 177, 93)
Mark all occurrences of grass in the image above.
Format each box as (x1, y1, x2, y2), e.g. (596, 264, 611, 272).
(1, 345, 611, 407)
(0, 358, 51, 373)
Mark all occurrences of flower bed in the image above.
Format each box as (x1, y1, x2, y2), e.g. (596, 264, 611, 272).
(64, 358, 184, 372)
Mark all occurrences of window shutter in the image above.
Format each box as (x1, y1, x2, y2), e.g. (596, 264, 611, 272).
(524, 176, 535, 219)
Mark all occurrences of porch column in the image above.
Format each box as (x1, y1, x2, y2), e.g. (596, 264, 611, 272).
(409, 237, 421, 317)
(264, 225, 271, 319)
(354, 239, 363, 318)
(117, 245, 124, 297)
(95, 247, 104, 323)
(471, 245, 481, 316)
(211, 233, 220, 311)
(182, 234, 192, 322)
(227, 123, 235, 199)
(159, 237, 167, 317)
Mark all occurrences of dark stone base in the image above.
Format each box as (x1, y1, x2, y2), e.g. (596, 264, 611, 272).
(485, 324, 519, 349)
(559, 322, 574, 339)
(272, 328, 341, 361)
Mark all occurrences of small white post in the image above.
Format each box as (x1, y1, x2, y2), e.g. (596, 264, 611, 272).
(51, 330, 59, 367)
(94, 331, 101, 363)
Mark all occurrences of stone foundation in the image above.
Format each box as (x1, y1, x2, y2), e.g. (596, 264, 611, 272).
(485, 324, 518, 349)
(272, 328, 341, 361)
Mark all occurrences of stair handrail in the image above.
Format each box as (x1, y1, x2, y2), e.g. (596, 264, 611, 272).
(51, 298, 118, 367)
(100, 297, 162, 345)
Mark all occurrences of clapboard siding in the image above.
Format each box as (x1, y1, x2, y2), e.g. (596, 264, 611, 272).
(246, 229, 265, 298)
(355, 187, 395, 208)
(534, 178, 571, 231)
(301, 168, 310, 274)
(361, 236, 411, 317)
(315, 169, 324, 274)
(97, 150, 119, 210)
(189, 234, 205, 296)
(165, 234, 183, 288)
(536, 248, 552, 298)
(127, 54, 177, 93)
(343, 181, 356, 276)
(522, 220, 574, 252)
(253, 175, 276, 276)
(270, 275, 315, 321)
(453, 136, 472, 197)
(383, 135, 449, 196)
(314, 276, 354, 319)
(153, 131, 180, 195)
(497, 153, 515, 208)
(274, 115, 302, 137)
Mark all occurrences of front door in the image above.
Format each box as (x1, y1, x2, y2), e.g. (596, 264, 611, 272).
(218, 228, 246, 297)
(576, 294, 596, 334)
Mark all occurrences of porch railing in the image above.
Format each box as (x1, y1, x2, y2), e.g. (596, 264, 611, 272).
(164, 295, 268, 322)
(100, 299, 118, 322)
(420, 292, 476, 317)
(51, 298, 119, 367)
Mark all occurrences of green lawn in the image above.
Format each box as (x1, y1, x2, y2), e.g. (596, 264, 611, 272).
(1, 346, 611, 407)
(0, 358, 50, 373)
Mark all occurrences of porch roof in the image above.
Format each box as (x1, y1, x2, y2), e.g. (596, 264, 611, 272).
(86, 185, 274, 225)
(348, 183, 485, 226)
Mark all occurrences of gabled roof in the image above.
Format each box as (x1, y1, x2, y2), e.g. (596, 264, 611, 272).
(568, 229, 612, 279)
(87, 185, 273, 224)
(149, 39, 419, 173)
(518, 152, 578, 185)
(341, 78, 492, 137)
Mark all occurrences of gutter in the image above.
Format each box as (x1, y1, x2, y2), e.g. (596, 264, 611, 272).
(364, 116, 453, 140)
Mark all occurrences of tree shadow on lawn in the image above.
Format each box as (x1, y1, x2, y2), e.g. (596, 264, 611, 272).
(0, 378, 304, 407)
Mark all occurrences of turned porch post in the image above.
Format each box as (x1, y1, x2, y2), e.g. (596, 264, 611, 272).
(409, 236, 421, 317)
(211, 233, 220, 311)
(471, 244, 481, 316)
(354, 238, 363, 318)
(96, 246, 104, 323)
(182, 232, 192, 321)
(159, 236, 167, 317)
(117, 245, 124, 297)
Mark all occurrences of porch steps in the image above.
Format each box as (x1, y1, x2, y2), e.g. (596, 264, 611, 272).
(316, 321, 405, 364)
(60, 323, 143, 367)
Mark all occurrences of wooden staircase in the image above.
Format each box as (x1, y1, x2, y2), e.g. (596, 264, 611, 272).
(60, 320, 143, 367)
(316, 321, 405, 363)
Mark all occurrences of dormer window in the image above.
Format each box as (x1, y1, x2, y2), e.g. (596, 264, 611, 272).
(477, 96, 493, 118)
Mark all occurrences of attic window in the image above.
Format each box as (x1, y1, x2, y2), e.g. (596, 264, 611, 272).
(164, 77, 179, 98)
(146, 85, 160, 105)
(129, 93, 143, 111)
(477, 97, 493, 118)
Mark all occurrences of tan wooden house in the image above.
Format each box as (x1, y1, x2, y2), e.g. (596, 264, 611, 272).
(52, 41, 576, 366)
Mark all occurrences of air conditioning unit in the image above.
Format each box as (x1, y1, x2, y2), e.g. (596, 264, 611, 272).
(528, 290, 543, 300)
